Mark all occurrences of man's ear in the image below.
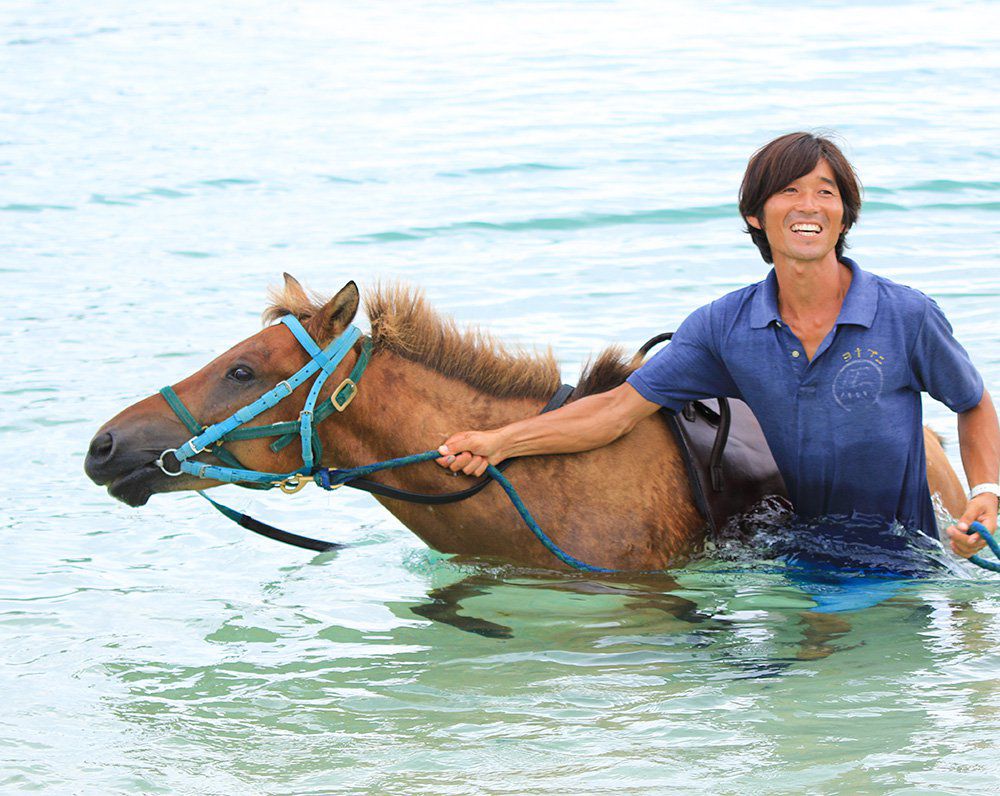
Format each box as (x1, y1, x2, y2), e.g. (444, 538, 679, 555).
(311, 281, 360, 344)
(746, 215, 763, 230)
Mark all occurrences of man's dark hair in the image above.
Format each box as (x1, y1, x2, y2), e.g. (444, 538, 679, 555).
(738, 132, 862, 264)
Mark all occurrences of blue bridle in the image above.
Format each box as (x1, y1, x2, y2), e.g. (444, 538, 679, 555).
(156, 315, 369, 492)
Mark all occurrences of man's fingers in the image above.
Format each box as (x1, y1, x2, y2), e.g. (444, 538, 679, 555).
(462, 456, 486, 476)
(946, 497, 1000, 558)
(435, 446, 456, 467)
(435, 431, 502, 473)
(961, 536, 983, 557)
(436, 437, 473, 468)
(946, 526, 984, 558)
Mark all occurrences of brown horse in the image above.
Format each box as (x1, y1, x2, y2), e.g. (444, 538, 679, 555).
(84, 276, 967, 570)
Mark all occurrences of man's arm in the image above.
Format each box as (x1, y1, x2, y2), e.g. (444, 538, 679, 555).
(436, 382, 661, 477)
(945, 389, 1000, 557)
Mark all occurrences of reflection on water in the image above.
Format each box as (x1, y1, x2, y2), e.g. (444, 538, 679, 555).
(92, 552, 1000, 793)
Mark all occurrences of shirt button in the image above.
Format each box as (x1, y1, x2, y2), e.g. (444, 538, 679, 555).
(791, 350, 800, 358)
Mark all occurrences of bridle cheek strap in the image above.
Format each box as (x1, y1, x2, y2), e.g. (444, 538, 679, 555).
(156, 317, 364, 489)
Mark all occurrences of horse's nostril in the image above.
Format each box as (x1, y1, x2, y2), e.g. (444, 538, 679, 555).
(88, 431, 115, 462)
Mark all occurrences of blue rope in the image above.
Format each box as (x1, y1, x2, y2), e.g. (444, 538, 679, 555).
(318, 450, 440, 487)
(485, 464, 617, 573)
(321, 454, 1000, 576)
(967, 521, 1000, 573)
(318, 450, 619, 573)
(197, 435, 999, 576)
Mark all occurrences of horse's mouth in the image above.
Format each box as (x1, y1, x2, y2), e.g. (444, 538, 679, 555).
(107, 463, 174, 507)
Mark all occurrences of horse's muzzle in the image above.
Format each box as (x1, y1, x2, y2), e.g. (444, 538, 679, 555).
(84, 426, 180, 506)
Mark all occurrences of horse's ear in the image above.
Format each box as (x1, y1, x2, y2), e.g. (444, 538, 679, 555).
(311, 281, 360, 344)
(283, 272, 308, 301)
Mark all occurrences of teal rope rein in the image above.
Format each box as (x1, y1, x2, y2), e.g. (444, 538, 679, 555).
(316, 450, 618, 573)
(317, 454, 1000, 574)
(193, 444, 1000, 575)
(967, 521, 1000, 573)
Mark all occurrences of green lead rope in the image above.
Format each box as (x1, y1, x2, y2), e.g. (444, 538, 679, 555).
(967, 521, 1000, 573)
(201, 448, 1000, 575)
(317, 450, 619, 573)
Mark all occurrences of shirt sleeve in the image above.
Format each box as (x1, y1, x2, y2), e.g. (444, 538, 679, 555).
(626, 303, 741, 412)
(909, 297, 984, 413)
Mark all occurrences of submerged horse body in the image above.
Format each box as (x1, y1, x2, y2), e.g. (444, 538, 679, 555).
(84, 277, 966, 570)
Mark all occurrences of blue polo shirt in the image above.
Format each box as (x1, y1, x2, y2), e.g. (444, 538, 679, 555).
(627, 258, 983, 537)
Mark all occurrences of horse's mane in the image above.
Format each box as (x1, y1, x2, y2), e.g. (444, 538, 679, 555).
(264, 282, 638, 401)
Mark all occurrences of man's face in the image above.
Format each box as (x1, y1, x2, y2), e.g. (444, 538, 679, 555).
(747, 159, 846, 265)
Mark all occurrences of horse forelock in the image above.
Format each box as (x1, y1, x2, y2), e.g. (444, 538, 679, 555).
(262, 279, 636, 401)
(262, 282, 326, 327)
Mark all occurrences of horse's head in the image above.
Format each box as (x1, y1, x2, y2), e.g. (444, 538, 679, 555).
(85, 277, 361, 507)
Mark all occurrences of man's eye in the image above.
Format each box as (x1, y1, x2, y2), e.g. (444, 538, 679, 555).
(227, 366, 255, 383)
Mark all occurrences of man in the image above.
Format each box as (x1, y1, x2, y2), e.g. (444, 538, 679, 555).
(436, 132, 999, 562)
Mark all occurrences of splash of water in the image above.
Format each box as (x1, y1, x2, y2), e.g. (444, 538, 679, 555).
(704, 496, 973, 578)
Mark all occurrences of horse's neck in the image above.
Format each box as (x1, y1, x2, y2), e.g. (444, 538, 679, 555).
(322, 350, 546, 484)
(319, 349, 708, 569)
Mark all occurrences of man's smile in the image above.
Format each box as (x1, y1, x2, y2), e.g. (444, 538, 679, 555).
(790, 221, 823, 237)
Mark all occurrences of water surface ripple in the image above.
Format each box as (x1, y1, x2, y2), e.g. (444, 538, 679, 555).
(3, 1, 1000, 793)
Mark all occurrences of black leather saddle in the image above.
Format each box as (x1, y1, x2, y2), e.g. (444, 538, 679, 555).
(638, 333, 788, 533)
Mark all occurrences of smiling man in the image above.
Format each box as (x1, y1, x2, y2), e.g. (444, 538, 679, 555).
(437, 132, 1000, 562)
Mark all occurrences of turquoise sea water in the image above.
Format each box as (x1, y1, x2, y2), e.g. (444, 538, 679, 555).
(3, 1, 1000, 793)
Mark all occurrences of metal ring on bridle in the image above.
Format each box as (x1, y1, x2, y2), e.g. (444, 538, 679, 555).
(156, 449, 184, 477)
(278, 475, 309, 494)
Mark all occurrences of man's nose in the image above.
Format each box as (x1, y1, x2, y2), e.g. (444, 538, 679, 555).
(795, 191, 820, 211)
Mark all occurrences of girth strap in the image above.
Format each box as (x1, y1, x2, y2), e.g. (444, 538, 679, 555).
(637, 331, 734, 533)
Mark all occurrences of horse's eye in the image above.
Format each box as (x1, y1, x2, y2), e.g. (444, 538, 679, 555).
(227, 366, 255, 383)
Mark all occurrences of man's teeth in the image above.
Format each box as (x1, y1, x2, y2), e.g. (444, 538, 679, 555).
(791, 223, 821, 235)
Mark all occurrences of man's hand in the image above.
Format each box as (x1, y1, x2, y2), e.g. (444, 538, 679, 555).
(950, 390, 1000, 558)
(945, 493, 999, 558)
(435, 384, 661, 479)
(436, 430, 505, 478)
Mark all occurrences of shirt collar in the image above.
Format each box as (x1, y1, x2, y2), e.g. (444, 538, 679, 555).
(835, 257, 878, 329)
(749, 268, 781, 329)
(749, 257, 877, 330)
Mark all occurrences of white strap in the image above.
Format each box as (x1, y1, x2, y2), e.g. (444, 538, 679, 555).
(969, 483, 1000, 500)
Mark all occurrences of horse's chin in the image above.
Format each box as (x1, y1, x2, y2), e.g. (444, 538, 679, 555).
(107, 463, 187, 507)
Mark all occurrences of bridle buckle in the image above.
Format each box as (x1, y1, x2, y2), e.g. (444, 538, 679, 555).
(332, 378, 357, 412)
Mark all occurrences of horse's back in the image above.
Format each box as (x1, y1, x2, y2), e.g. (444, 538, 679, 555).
(923, 426, 965, 519)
